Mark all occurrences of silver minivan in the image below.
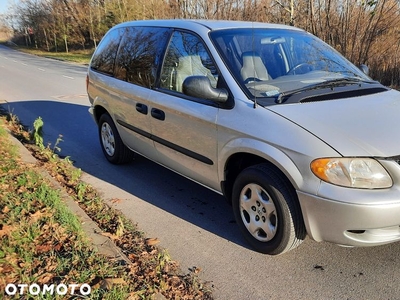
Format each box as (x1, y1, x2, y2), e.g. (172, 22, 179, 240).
(87, 20, 400, 255)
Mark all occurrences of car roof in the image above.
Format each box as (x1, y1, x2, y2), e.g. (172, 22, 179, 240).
(113, 19, 303, 32)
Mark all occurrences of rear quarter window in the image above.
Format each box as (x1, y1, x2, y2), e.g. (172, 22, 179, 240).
(90, 28, 124, 76)
(114, 27, 171, 88)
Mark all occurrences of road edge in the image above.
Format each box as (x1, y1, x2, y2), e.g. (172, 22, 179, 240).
(6, 129, 132, 265)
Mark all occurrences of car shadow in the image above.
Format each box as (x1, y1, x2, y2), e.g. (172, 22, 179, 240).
(1, 100, 249, 249)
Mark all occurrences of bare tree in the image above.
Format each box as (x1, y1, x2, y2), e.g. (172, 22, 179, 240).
(3, 0, 400, 86)
(274, 0, 295, 25)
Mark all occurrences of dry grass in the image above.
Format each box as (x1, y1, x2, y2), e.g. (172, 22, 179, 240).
(0, 110, 214, 299)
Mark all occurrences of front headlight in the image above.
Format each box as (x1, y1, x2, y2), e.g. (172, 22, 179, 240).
(311, 158, 392, 189)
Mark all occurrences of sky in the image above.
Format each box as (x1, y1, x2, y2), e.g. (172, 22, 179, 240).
(0, 0, 17, 27)
(0, 0, 13, 15)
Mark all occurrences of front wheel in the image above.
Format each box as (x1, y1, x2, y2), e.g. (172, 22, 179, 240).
(98, 114, 134, 164)
(232, 164, 306, 255)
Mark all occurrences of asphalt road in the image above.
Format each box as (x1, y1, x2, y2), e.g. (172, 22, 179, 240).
(1, 44, 400, 299)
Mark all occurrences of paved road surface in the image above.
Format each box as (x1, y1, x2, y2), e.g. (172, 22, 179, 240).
(1, 45, 400, 299)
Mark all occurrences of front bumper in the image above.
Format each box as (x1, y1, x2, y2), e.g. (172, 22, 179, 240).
(298, 185, 400, 247)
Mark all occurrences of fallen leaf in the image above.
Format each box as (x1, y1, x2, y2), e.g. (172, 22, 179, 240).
(145, 238, 160, 246)
(29, 209, 50, 223)
(53, 243, 62, 251)
(45, 259, 58, 272)
(5, 254, 19, 266)
(163, 264, 170, 273)
(127, 292, 140, 300)
(37, 273, 54, 284)
(0, 225, 14, 237)
(56, 174, 64, 182)
(36, 244, 52, 253)
(190, 266, 202, 274)
(100, 278, 127, 290)
(0, 264, 14, 273)
(101, 232, 119, 241)
(2, 206, 10, 213)
(17, 186, 27, 194)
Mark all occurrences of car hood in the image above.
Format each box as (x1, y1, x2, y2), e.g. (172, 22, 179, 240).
(268, 89, 400, 157)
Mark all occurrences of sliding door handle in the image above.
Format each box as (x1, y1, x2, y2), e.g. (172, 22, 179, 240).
(151, 108, 165, 121)
(136, 103, 148, 114)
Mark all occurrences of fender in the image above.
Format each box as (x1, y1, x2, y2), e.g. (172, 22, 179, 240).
(218, 138, 305, 190)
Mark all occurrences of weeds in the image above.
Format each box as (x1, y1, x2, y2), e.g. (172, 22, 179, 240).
(0, 121, 128, 299)
(0, 112, 214, 299)
(32, 116, 44, 149)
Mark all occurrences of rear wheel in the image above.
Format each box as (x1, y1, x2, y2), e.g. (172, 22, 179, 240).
(98, 114, 134, 164)
(232, 164, 306, 255)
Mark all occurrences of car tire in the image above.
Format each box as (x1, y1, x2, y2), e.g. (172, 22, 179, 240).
(232, 163, 306, 255)
(98, 113, 134, 164)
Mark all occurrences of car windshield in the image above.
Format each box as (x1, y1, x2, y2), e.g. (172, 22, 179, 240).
(210, 28, 372, 103)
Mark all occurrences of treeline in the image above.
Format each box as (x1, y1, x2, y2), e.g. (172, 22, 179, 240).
(3, 0, 400, 86)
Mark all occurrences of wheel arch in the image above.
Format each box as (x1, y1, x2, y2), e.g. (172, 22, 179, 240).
(220, 142, 304, 204)
(89, 91, 113, 124)
(92, 104, 109, 124)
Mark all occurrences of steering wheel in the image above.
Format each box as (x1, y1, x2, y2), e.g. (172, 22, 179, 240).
(244, 77, 262, 84)
(286, 63, 311, 75)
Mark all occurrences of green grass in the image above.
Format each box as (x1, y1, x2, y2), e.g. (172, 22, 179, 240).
(0, 114, 214, 299)
(0, 41, 93, 64)
(8, 45, 93, 65)
(0, 118, 128, 299)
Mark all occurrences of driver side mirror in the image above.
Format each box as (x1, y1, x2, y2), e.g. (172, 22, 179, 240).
(182, 76, 228, 103)
(359, 64, 369, 76)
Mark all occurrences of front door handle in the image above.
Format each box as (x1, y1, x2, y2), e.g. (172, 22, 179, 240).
(151, 108, 165, 121)
(136, 103, 148, 114)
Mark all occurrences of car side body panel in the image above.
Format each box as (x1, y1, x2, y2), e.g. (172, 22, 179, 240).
(216, 97, 340, 193)
(147, 90, 220, 190)
(89, 71, 159, 159)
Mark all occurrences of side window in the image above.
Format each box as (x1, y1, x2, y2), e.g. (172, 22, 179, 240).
(160, 31, 218, 93)
(90, 28, 124, 76)
(114, 27, 170, 88)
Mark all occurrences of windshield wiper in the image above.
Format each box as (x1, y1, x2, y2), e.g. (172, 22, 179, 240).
(275, 77, 377, 104)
